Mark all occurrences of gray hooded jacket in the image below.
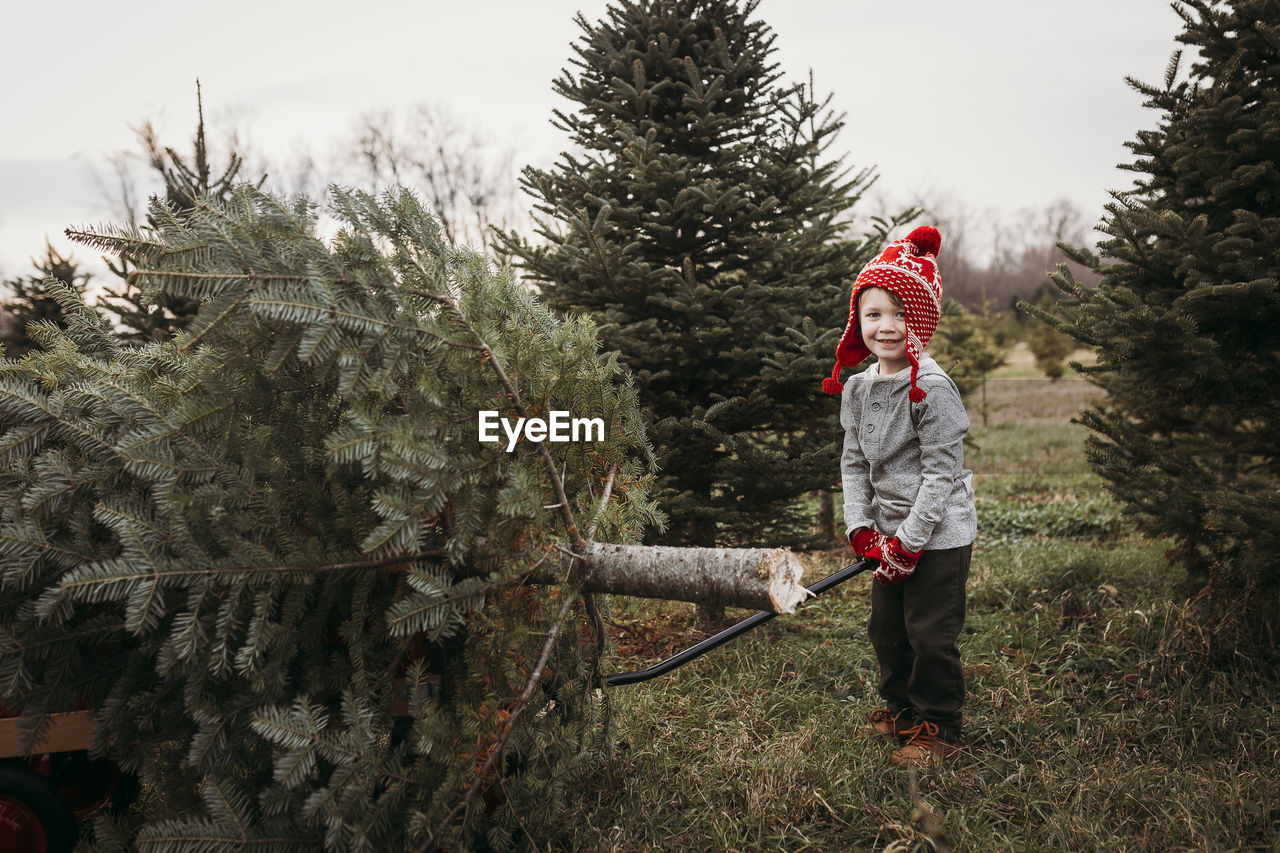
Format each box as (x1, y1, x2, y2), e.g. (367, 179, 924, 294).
(840, 354, 976, 552)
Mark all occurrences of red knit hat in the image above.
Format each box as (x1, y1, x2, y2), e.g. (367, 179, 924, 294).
(822, 225, 943, 402)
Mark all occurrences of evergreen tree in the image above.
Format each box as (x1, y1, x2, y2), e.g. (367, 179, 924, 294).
(1031, 0, 1279, 650)
(0, 186, 662, 850)
(499, 0, 902, 560)
(929, 300, 1010, 427)
(1024, 294, 1076, 380)
(0, 242, 92, 357)
(99, 82, 257, 343)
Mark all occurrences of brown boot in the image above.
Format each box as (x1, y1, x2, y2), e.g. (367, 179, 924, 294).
(868, 708, 916, 739)
(889, 720, 959, 765)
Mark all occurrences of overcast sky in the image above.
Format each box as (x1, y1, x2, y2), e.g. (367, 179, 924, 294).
(1, 0, 1187, 281)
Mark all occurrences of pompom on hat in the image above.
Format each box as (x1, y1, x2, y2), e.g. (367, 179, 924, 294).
(822, 225, 944, 403)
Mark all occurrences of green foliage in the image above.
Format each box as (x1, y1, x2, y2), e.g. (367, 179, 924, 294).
(989, 306, 1023, 350)
(976, 495, 1123, 546)
(0, 242, 93, 358)
(1024, 295, 1076, 380)
(0, 185, 662, 850)
(930, 300, 1011, 398)
(499, 0, 910, 549)
(1030, 0, 1280, 647)
(929, 299, 1011, 426)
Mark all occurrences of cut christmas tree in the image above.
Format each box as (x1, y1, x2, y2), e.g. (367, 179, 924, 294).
(0, 185, 817, 850)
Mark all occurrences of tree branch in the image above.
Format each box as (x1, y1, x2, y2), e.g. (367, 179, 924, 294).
(55, 549, 446, 593)
(422, 590, 579, 851)
(408, 285, 588, 552)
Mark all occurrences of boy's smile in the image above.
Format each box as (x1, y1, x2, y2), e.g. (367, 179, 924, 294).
(858, 287, 910, 374)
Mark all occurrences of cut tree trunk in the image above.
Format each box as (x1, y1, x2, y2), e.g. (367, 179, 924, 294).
(538, 543, 812, 615)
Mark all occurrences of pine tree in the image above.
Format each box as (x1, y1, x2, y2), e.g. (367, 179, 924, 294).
(1024, 294, 1076, 380)
(929, 300, 1010, 427)
(1031, 0, 1280, 650)
(0, 242, 93, 357)
(99, 82, 256, 343)
(499, 0, 902, 563)
(0, 185, 665, 850)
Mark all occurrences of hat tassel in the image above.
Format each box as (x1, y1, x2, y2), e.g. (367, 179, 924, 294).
(909, 364, 927, 403)
(823, 363, 844, 395)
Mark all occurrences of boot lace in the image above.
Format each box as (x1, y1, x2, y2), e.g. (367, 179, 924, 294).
(899, 719, 939, 746)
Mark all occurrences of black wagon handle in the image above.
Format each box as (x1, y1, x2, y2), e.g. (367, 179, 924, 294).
(602, 558, 875, 687)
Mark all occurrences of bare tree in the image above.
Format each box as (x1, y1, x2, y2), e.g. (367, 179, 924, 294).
(88, 84, 263, 342)
(338, 103, 524, 250)
(93, 148, 144, 228)
(90, 91, 255, 230)
(907, 190, 990, 305)
(906, 195, 1099, 309)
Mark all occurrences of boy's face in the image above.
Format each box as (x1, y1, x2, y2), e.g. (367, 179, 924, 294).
(858, 287, 910, 374)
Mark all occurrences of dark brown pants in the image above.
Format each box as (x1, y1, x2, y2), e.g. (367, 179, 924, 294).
(868, 544, 971, 743)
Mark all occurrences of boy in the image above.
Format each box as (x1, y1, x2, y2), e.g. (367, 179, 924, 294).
(822, 225, 976, 766)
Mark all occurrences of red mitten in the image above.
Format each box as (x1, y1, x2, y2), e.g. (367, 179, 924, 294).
(865, 531, 887, 563)
(850, 527, 880, 559)
(871, 538, 923, 585)
(865, 531, 886, 562)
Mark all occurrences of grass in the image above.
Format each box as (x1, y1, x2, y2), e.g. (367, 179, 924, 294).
(987, 342, 1097, 381)
(559, 368, 1280, 851)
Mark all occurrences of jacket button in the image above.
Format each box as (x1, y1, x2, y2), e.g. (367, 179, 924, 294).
(866, 424, 875, 433)
(872, 402, 882, 411)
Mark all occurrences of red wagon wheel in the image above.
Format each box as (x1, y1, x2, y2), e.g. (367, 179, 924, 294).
(0, 765, 77, 853)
